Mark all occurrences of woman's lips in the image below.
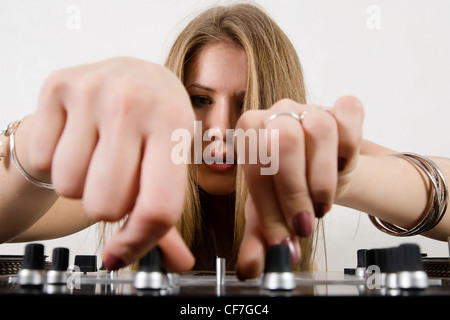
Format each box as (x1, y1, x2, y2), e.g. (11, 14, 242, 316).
(203, 154, 236, 172)
(205, 162, 236, 172)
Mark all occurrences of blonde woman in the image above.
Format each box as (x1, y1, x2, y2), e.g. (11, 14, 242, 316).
(0, 3, 449, 281)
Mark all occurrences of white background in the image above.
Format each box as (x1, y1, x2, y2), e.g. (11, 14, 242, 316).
(1, 0, 449, 271)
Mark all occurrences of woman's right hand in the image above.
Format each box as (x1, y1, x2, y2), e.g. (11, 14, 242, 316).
(28, 57, 195, 271)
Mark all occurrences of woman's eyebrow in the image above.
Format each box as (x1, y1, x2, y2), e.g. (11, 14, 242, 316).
(186, 83, 245, 97)
(186, 83, 215, 92)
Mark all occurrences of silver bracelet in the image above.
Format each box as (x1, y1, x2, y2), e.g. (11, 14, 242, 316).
(369, 152, 448, 236)
(2, 119, 54, 190)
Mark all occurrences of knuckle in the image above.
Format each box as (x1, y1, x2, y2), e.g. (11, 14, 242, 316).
(110, 79, 143, 116)
(43, 70, 62, 89)
(336, 95, 361, 107)
(135, 199, 179, 230)
(278, 121, 303, 151)
(28, 154, 50, 173)
(137, 211, 177, 231)
(165, 102, 195, 130)
(334, 95, 365, 120)
(60, 70, 104, 110)
(82, 196, 124, 222)
(309, 177, 335, 200)
(52, 178, 83, 199)
(40, 70, 66, 101)
(302, 112, 337, 140)
(282, 187, 311, 206)
(51, 162, 83, 198)
(236, 110, 260, 130)
(271, 98, 298, 111)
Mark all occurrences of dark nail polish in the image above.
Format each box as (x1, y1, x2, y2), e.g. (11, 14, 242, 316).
(103, 254, 126, 271)
(338, 157, 348, 171)
(292, 211, 312, 237)
(235, 267, 245, 282)
(314, 203, 331, 218)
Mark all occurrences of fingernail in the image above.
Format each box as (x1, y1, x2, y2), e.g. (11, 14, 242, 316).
(338, 157, 348, 171)
(103, 254, 126, 270)
(314, 203, 331, 218)
(281, 236, 300, 263)
(292, 211, 312, 237)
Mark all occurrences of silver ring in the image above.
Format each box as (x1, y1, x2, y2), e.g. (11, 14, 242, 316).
(264, 107, 330, 127)
(264, 110, 301, 127)
(299, 106, 330, 124)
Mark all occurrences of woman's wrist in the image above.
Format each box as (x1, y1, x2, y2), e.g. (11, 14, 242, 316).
(370, 153, 448, 237)
(0, 115, 58, 243)
(335, 154, 430, 229)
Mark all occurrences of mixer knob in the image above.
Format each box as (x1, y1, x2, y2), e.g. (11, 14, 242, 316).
(134, 247, 169, 290)
(18, 243, 45, 287)
(355, 249, 368, 277)
(261, 244, 296, 291)
(46, 247, 70, 284)
(384, 246, 401, 289)
(396, 243, 428, 289)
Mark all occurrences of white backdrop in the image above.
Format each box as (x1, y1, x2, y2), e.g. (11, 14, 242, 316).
(1, 0, 449, 271)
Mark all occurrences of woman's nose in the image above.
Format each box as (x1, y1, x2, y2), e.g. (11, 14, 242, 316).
(205, 99, 234, 140)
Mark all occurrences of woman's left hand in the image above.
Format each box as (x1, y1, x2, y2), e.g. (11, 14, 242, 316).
(235, 96, 364, 279)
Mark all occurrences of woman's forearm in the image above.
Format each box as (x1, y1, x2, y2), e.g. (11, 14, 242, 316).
(337, 152, 450, 241)
(0, 115, 58, 243)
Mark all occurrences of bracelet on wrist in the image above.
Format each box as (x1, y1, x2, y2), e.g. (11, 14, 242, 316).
(369, 152, 448, 236)
(1, 119, 54, 190)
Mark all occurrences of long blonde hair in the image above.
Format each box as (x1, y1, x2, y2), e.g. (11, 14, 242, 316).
(165, 3, 315, 271)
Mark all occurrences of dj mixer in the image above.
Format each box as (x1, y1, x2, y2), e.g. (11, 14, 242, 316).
(1, 243, 449, 318)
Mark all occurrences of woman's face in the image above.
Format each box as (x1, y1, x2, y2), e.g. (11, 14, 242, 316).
(185, 42, 247, 195)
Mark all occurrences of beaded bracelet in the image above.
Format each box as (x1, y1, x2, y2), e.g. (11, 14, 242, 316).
(369, 152, 448, 236)
(1, 119, 54, 189)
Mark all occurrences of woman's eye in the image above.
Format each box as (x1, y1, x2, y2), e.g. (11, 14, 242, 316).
(237, 101, 244, 115)
(190, 95, 212, 107)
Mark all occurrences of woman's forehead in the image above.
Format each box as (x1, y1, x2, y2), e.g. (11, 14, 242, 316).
(185, 42, 247, 91)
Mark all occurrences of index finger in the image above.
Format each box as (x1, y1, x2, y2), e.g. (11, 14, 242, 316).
(101, 130, 189, 270)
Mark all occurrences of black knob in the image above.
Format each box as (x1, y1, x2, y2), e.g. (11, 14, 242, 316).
(366, 249, 377, 268)
(372, 248, 389, 273)
(22, 243, 45, 270)
(134, 247, 169, 290)
(384, 246, 401, 274)
(18, 243, 46, 287)
(264, 244, 291, 273)
(397, 243, 424, 272)
(74, 255, 97, 272)
(396, 243, 428, 289)
(357, 249, 368, 268)
(49, 247, 69, 271)
(262, 244, 295, 290)
(138, 247, 165, 272)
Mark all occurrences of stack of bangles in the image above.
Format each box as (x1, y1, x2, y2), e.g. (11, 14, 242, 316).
(1, 119, 448, 236)
(369, 153, 448, 236)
